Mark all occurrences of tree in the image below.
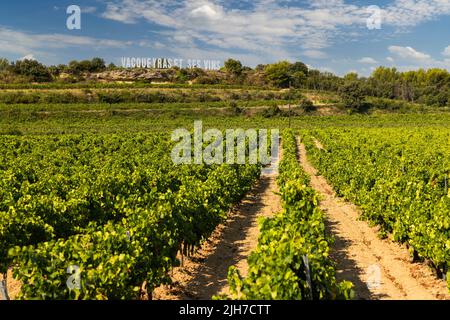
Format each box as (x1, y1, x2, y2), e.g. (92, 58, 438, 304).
(10, 59, 52, 82)
(369, 67, 399, 98)
(365, 66, 450, 107)
(344, 72, 358, 82)
(264, 60, 309, 88)
(255, 64, 266, 72)
(339, 81, 365, 112)
(0, 58, 9, 72)
(224, 59, 243, 76)
(291, 71, 307, 88)
(67, 58, 106, 75)
(48, 65, 62, 77)
(264, 61, 292, 88)
(67, 60, 82, 75)
(90, 57, 106, 72)
(289, 61, 308, 76)
(107, 63, 117, 70)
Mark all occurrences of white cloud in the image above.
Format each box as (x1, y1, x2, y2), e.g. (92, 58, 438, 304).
(99, 0, 366, 65)
(83, 6, 98, 14)
(102, 0, 179, 25)
(358, 57, 378, 64)
(3, 1, 450, 70)
(303, 50, 328, 59)
(443, 45, 450, 56)
(0, 27, 132, 58)
(386, 56, 395, 62)
(20, 54, 35, 61)
(98, 0, 450, 67)
(382, 0, 450, 27)
(138, 40, 166, 49)
(387, 45, 450, 70)
(388, 45, 431, 60)
(190, 4, 222, 20)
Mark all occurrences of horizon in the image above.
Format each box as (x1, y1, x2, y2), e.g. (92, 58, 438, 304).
(3, 55, 450, 80)
(0, 1, 449, 77)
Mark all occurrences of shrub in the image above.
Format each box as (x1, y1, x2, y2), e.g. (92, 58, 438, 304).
(298, 97, 315, 112)
(261, 105, 282, 118)
(228, 101, 244, 115)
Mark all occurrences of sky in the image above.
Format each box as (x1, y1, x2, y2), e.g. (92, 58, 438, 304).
(0, 0, 449, 76)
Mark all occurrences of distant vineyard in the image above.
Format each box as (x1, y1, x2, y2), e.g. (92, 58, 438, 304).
(0, 88, 304, 105)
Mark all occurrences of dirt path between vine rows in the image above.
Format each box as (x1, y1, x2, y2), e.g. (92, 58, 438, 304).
(153, 154, 282, 300)
(297, 137, 450, 300)
(4, 269, 20, 300)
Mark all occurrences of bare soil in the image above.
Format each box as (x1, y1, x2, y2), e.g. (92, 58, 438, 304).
(153, 171, 282, 300)
(3, 269, 20, 300)
(297, 137, 450, 300)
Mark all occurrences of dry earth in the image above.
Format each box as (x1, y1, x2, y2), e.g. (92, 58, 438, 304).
(154, 149, 282, 300)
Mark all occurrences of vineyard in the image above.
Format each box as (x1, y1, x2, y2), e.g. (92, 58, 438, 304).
(303, 127, 450, 286)
(226, 131, 353, 300)
(0, 133, 262, 299)
(0, 84, 449, 300)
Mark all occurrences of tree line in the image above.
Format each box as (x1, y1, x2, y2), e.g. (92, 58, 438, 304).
(0, 57, 110, 83)
(0, 57, 448, 108)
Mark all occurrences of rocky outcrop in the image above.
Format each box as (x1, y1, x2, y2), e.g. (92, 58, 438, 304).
(87, 69, 176, 82)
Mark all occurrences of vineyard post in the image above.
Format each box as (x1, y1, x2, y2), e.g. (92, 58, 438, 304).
(288, 81, 292, 128)
(302, 255, 313, 300)
(181, 243, 184, 267)
(288, 103, 291, 128)
(445, 175, 448, 194)
(0, 273, 9, 300)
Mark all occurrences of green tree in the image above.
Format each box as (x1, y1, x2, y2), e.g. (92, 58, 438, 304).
(224, 58, 243, 76)
(48, 65, 63, 77)
(264, 61, 292, 88)
(10, 59, 52, 82)
(90, 57, 106, 72)
(289, 61, 308, 76)
(255, 64, 266, 72)
(344, 72, 358, 82)
(0, 58, 9, 72)
(107, 63, 117, 70)
(339, 81, 365, 112)
(67, 58, 106, 74)
(368, 67, 399, 98)
(291, 71, 307, 87)
(67, 60, 82, 75)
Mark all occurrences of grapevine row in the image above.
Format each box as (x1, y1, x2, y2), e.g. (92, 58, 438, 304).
(0, 134, 199, 273)
(9, 161, 259, 299)
(303, 128, 450, 289)
(225, 130, 353, 300)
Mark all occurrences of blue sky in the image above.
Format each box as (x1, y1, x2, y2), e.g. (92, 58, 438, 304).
(0, 0, 449, 76)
